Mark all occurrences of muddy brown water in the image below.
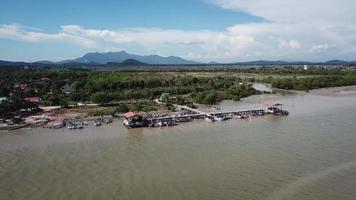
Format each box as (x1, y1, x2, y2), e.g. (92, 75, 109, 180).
(1, 91, 356, 200)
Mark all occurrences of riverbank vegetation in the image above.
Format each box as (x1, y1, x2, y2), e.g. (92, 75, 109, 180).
(264, 75, 356, 91)
(0, 66, 355, 116)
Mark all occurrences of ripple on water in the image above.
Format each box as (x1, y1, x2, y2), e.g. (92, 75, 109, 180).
(1, 94, 356, 200)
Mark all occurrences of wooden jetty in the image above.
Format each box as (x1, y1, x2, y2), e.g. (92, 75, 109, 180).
(124, 103, 288, 128)
(177, 104, 265, 117)
(148, 104, 266, 121)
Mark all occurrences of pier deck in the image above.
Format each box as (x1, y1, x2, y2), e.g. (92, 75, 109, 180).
(148, 104, 265, 121)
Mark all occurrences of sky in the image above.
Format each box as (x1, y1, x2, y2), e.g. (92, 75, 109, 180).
(0, 0, 355, 62)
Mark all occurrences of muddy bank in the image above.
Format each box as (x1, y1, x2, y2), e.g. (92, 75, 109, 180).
(214, 85, 356, 111)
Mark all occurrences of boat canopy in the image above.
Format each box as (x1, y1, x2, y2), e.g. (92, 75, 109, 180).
(123, 112, 140, 118)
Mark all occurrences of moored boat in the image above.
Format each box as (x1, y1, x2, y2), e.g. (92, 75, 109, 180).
(67, 123, 84, 130)
(173, 116, 192, 123)
(205, 116, 215, 122)
(265, 102, 289, 116)
(93, 120, 102, 126)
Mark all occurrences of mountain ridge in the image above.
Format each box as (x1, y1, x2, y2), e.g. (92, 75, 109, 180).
(1, 51, 356, 67)
(61, 51, 199, 65)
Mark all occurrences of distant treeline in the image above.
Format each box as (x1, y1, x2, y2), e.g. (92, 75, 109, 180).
(0, 69, 259, 109)
(263, 75, 356, 91)
(0, 67, 355, 114)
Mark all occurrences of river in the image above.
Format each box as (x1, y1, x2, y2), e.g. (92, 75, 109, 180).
(1, 87, 356, 200)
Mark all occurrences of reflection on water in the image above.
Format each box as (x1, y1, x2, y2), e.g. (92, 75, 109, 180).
(1, 93, 356, 200)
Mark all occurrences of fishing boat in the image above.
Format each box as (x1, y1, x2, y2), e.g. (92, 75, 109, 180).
(264, 102, 289, 116)
(103, 118, 113, 124)
(156, 119, 177, 127)
(67, 123, 83, 130)
(205, 116, 215, 122)
(173, 116, 191, 123)
(46, 122, 64, 129)
(93, 120, 102, 126)
(214, 116, 225, 121)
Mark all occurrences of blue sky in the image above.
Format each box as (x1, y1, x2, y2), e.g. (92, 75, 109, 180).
(0, 0, 355, 62)
(0, 0, 262, 31)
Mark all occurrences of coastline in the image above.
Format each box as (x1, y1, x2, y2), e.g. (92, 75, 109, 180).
(2, 85, 356, 132)
(237, 85, 356, 105)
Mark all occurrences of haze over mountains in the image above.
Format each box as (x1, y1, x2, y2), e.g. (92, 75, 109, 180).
(0, 51, 355, 67)
(59, 51, 199, 65)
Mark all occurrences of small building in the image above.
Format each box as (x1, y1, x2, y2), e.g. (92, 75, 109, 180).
(61, 83, 73, 96)
(14, 84, 28, 90)
(123, 112, 147, 128)
(159, 93, 171, 102)
(25, 97, 41, 103)
(41, 78, 51, 82)
(0, 97, 7, 104)
(303, 65, 308, 70)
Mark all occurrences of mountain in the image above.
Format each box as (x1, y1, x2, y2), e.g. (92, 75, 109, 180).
(208, 61, 221, 64)
(0, 60, 31, 66)
(232, 60, 323, 65)
(64, 51, 198, 65)
(234, 60, 289, 65)
(33, 60, 56, 65)
(1, 57, 355, 69)
(120, 59, 147, 66)
(325, 60, 349, 65)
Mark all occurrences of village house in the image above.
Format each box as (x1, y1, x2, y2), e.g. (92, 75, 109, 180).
(25, 96, 42, 103)
(0, 97, 7, 104)
(159, 93, 171, 102)
(61, 83, 73, 96)
(13, 83, 28, 91)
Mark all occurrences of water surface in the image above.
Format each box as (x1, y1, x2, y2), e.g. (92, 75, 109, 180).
(1, 92, 356, 200)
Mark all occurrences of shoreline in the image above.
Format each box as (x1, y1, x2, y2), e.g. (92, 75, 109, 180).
(2, 85, 356, 131)
(236, 85, 356, 105)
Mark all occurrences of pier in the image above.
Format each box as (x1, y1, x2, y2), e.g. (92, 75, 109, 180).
(124, 103, 288, 128)
(148, 104, 266, 121)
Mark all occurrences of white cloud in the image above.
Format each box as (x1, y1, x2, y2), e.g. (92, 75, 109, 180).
(208, 0, 356, 61)
(279, 40, 300, 49)
(309, 44, 334, 53)
(0, 24, 260, 62)
(1, 0, 356, 62)
(0, 24, 98, 48)
(208, 0, 356, 24)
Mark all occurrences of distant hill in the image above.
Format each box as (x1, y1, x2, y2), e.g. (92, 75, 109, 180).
(33, 60, 55, 65)
(234, 60, 289, 65)
(232, 60, 320, 65)
(0, 60, 31, 66)
(120, 59, 147, 66)
(324, 60, 349, 65)
(1, 55, 356, 69)
(61, 51, 199, 65)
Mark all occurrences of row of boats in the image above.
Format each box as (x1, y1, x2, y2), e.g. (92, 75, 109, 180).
(66, 120, 101, 129)
(123, 114, 192, 128)
(204, 115, 231, 122)
(123, 111, 264, 128)
(66, 118, 113, 130)
(45, 117, 113, 130)
(123, 104, 289, 129)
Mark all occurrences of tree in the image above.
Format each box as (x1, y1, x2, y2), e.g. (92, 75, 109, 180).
(90, 92, 112, 104)
(115, 104, 129, 113)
